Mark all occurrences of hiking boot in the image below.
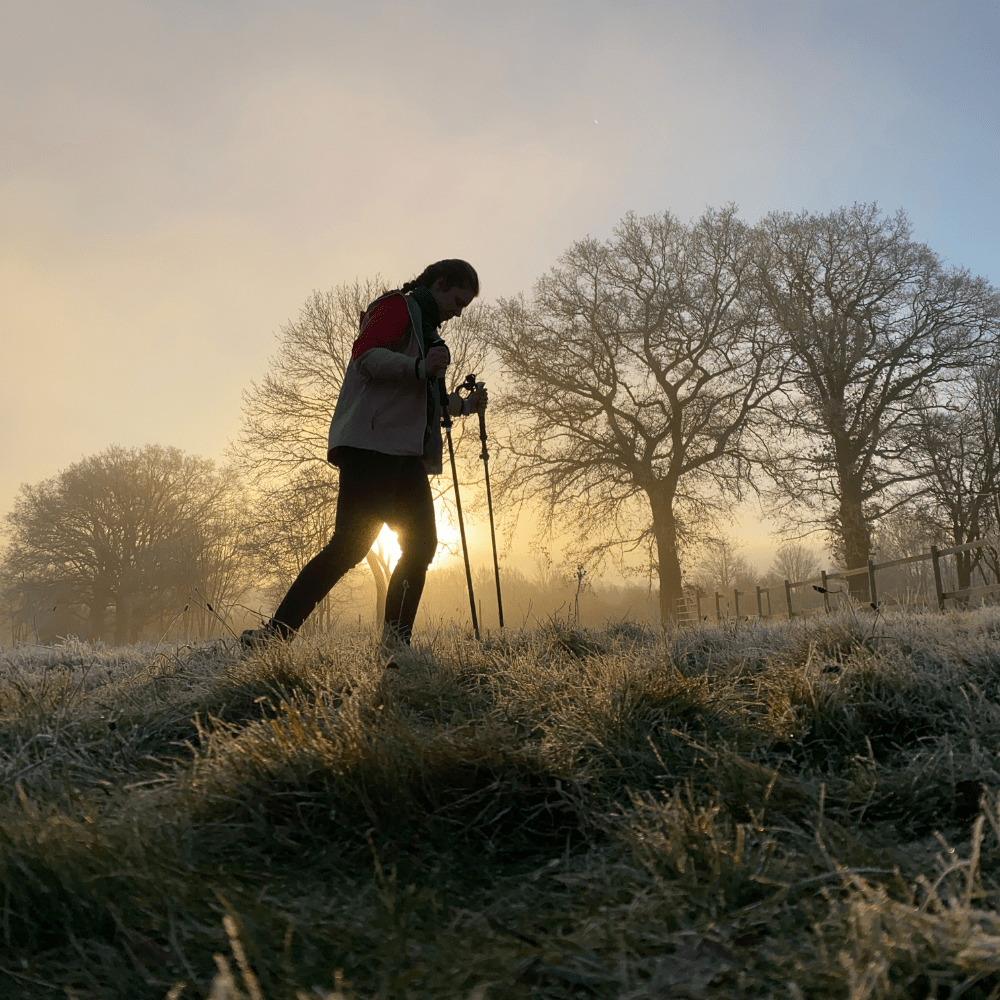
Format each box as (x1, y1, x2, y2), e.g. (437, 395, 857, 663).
(378, 623, 414, 670)
(239, 622, 286, 649)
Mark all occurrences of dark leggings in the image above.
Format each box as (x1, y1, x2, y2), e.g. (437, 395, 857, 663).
(270, 448, 437, 641)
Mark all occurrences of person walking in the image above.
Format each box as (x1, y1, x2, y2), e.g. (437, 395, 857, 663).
(241, 259, 486, 659)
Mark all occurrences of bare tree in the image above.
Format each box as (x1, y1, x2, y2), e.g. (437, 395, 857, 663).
(688, 536, 762, 596)
(1, 445, 248, 643)
(766, 542, 822, 586)
(491, 207, 785, 620)
(903, 359, 1000, 590)
(232, 278, 491, 624)
(757, 203, 1000, 596)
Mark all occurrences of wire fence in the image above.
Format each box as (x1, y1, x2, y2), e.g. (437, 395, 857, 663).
(675, 537, 1000, 624)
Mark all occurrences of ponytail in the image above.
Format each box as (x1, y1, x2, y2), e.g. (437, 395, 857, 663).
(396, 259, 479, 297)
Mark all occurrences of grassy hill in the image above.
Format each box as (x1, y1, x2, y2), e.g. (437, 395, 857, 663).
(4, 608, 1000, 998)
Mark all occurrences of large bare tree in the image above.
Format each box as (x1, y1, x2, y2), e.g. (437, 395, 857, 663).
(757, 204, 999, 595)
(233, 278, 490, 623)
(491, 207, 785, 620)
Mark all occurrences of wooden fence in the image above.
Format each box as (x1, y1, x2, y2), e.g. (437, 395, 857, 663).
(675, 537, 1000, 623)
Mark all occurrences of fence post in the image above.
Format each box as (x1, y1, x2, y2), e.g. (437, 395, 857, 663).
(756, 586, 763, 617)
(733, 589, 740, 618)
(931, 545, 945, 612)
(715, 592, 721, 620)
(766, 589, 773, 617)
(785, 579, 793, 619)
(867, 559, 878, 608)
(821, 571, 830, 613)
(695, 591, 702, 620)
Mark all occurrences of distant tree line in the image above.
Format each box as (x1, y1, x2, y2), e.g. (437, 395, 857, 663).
(2, 202, 997, 640)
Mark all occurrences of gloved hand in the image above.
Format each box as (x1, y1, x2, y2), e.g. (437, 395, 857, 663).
(467, 385, 488, 413)
(448, 386, 488, 416)
(424, 345, 450, 379)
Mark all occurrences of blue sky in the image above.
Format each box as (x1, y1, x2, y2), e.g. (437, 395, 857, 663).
(1, 0, 997, 557)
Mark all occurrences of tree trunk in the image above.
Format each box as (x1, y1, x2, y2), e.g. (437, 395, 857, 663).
(88, 583, 111, 642)
(366, 551, 389, 625)
(956, 550, 973, 593)
(954, 512, 982, 595)
(113, 565, 141, 645)
(113, 594, 130, 645)
(649, 488, 683, 622)
(837, 473, 872, 601)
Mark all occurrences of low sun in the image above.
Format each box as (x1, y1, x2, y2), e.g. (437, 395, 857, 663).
(372, 507, 463, 572)
(373, 524, 402, 571)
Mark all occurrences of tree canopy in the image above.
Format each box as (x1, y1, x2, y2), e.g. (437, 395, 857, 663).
(758, 203, 1000, 592)
(1, 444, 248, 643)
(491, 206, 785, 618)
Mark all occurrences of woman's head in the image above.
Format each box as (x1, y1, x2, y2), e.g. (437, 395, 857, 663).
(400, 259, 479, 305)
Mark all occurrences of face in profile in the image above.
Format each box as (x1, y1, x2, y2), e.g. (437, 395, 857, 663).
(430, 279, 476, 321)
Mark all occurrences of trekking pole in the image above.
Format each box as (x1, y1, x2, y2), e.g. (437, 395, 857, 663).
(473, 380, 505, 628)
(439, 377, 480, 640)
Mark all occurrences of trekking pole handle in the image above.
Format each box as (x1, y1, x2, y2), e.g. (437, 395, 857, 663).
(441, 373, 480, 427)
(475, 381, 489, 453)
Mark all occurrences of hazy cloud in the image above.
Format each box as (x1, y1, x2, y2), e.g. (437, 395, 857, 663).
(0, 0, 996, 520)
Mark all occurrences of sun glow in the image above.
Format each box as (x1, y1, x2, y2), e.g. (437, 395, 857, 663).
(373, 524, 402, 572)
(369, 506, 465, 573)
(432, 509, 463, 568)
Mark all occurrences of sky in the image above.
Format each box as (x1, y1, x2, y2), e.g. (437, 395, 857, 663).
(1, 0, 998, 571)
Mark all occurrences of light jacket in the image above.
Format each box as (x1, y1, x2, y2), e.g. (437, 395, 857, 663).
(327, 292, 462, 475)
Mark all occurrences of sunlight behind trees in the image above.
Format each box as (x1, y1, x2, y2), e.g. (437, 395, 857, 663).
(5, 206, 1000, 638)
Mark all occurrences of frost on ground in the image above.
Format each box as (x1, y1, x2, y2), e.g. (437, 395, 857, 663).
(3, 607, 1000, 998)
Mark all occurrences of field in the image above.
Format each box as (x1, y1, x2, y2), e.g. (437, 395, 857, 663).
(4, 609, 1000, 998)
